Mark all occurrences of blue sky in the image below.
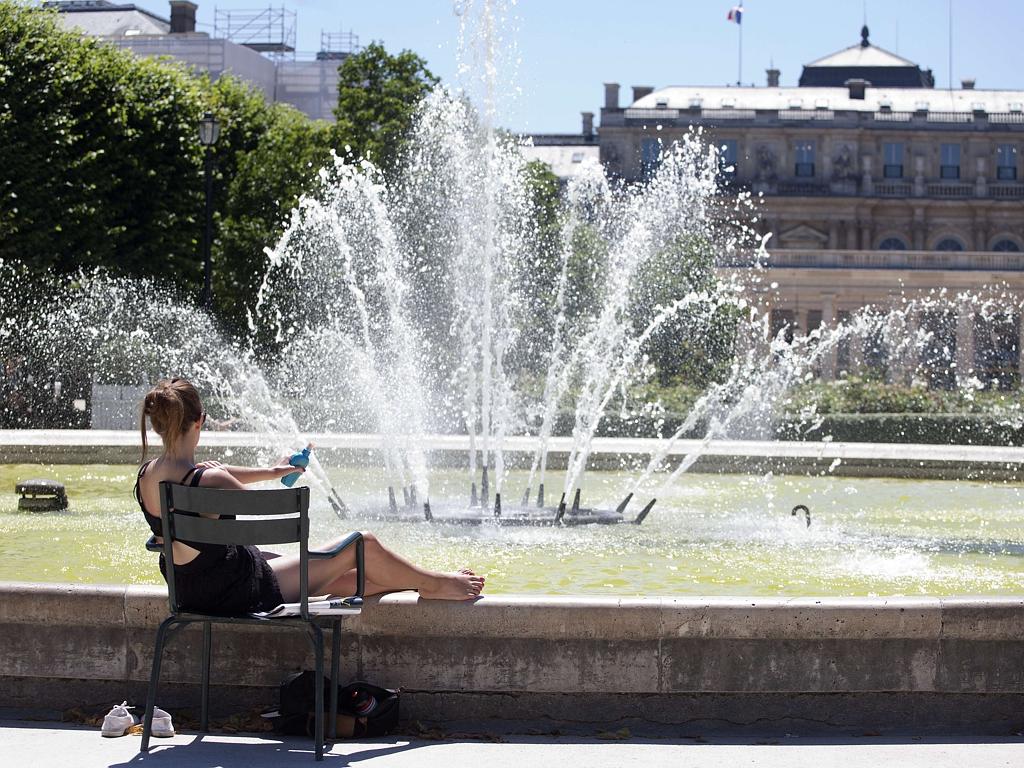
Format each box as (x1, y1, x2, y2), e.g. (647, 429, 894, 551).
(127, 0, 1024, 133)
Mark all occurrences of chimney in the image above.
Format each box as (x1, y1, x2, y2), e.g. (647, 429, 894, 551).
(604, 83, 620, 110)
(169, 1, 197, 34)
(844, 78, 870, 99)
(766, 67, 780, 87)
(961, 78, 976, 90)
(581, 111, 594, 138)
(632, 85, 654, 103)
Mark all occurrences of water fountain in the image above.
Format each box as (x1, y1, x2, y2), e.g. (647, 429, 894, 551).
(1, 1, 1022, 586)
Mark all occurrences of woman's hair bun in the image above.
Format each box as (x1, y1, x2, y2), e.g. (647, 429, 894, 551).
(139, 378, 203, 461)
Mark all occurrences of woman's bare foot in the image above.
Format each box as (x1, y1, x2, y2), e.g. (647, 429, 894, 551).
(419, 571, 485, 600)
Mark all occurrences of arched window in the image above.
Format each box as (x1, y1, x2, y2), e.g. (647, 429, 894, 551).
(878, 237, 907, 250)
(935, 238, 964, 252)
(992, 238, 1021, 252)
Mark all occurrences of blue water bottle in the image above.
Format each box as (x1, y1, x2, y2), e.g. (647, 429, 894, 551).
(281, 444, 312, 487)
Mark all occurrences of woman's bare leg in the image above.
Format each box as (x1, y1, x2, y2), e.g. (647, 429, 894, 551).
(268, 532, 484, 602)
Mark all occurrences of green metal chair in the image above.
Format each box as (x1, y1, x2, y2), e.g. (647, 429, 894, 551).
(141, 481, 364, 761)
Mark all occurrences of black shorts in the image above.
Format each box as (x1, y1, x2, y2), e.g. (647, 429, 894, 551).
(161, 545, 284, 615)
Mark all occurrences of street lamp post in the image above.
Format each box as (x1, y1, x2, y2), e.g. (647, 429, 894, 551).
(198, 112, 221, 310)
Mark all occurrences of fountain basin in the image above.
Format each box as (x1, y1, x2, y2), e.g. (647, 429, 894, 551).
(2, 462, 1022, 597)
(0, 582, 1021, 732)
(3, 430, 1024, 480)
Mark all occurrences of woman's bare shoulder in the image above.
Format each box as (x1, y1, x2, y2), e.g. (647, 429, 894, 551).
(195, 466, 247, 490)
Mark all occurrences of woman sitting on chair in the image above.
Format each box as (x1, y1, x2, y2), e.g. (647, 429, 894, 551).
(135, 377, 485, 615)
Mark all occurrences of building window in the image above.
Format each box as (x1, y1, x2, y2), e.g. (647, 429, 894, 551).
(935, 237, 964, 252)
(794, 141, 815, 177)
(993, 238, 1021, 252)
(940, 143, 960, 179)
(640, 138, 661, 180)
(921, 310, 957, 390)
(719, 139, 738, 179)
(882, 142, 904, 178)
(974, 313, 1019, 390)
(997, 144, 1018, 181)
(770, 309, 796, 344)
(878, 237, 907, 250)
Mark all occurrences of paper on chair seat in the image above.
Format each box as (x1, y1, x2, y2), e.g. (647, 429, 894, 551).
(252, 596, 362, 618)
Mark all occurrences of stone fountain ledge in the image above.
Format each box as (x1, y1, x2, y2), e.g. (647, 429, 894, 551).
(2, 430, 1023, 479)
(1, 582, 1022, 732)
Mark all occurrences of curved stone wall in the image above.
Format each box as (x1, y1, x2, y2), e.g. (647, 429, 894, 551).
(1, 583, 1022, 730)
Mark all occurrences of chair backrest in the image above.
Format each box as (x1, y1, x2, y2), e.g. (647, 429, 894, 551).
(158, 481, 311, 615)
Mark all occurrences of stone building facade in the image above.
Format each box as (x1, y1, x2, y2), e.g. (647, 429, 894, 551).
(598, 28, 1024, 386)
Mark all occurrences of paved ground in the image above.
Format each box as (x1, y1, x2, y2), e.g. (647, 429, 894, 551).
(4, 720, 1024, 768)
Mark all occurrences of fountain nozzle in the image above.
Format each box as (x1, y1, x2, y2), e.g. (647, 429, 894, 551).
(554, 492, 567, 525)
(633, 498, 656, 525)
(792, 504, 811, 527)
(481, 465, 489, 508)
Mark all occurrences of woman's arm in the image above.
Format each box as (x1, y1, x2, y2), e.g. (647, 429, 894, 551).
(196, 457, 304, 485)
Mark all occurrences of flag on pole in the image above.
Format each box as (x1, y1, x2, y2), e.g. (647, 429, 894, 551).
(727, 5, 743, 24)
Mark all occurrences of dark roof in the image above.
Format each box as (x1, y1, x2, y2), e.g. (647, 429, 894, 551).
(44, 1, 169, 25)
(799, 26, 934, 88)
(529, 133, 597, 146)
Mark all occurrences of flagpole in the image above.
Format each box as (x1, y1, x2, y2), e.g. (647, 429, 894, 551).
(738, 15, 742, 85)
(737, 1, 744, 86)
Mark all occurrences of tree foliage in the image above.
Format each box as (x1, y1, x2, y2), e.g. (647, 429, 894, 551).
(0, 2, 206, 278)
(632, 234, 739, 387)
(0, 1, 339, 334)
(333, 42, 438, 171)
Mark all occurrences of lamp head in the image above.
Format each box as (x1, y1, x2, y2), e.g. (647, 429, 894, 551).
(198, 112, 221, 147)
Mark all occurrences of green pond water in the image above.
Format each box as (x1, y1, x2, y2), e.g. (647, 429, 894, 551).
(2, 463, 1022, 597)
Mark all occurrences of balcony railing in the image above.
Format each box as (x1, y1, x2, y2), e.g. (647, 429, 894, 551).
(623, 107, 680, 120)
(778, 109, 834, 121)
(926, 111, 974, 123)
(606, 105, 1024, 128)
(722, 248, 1024, 272)
(989, 183, 1024, 198)
(874, 181, 912, 196)
(776, 180, 830, 195)
(873, 111, 913, 122)
(926, 182, 973, 197)
(701, 108, 757, 120)
(742, 175, 1024, 199)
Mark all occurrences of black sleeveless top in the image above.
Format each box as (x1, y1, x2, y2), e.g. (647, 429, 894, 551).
(134, 461, 283, 614)
(134, 461, 223, 573)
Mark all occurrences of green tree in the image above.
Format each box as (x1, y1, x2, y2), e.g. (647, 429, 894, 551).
(200, 75, 337, 334)
(0, 1, 341, 336)
(632, 234, 740, 387)
(0, 1, 207, 278)
(333, 42, 438, 171)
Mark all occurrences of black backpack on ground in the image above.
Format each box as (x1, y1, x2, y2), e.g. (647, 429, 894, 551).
(275, 670, 400, 738)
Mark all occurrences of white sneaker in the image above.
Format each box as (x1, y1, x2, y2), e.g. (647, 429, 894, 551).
(150, 707, 175, 738)
(101, 701, 136, 738)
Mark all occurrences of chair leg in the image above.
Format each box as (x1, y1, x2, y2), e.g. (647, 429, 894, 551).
(200, 621, 212, 732)
(142, 617, 177, 753)
(329, 619, 340, 741)
(309, 622, 325, 761)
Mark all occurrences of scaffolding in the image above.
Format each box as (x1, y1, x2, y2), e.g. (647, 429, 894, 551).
(317, 29, 360, 61)
(214, 6, 296, 60)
